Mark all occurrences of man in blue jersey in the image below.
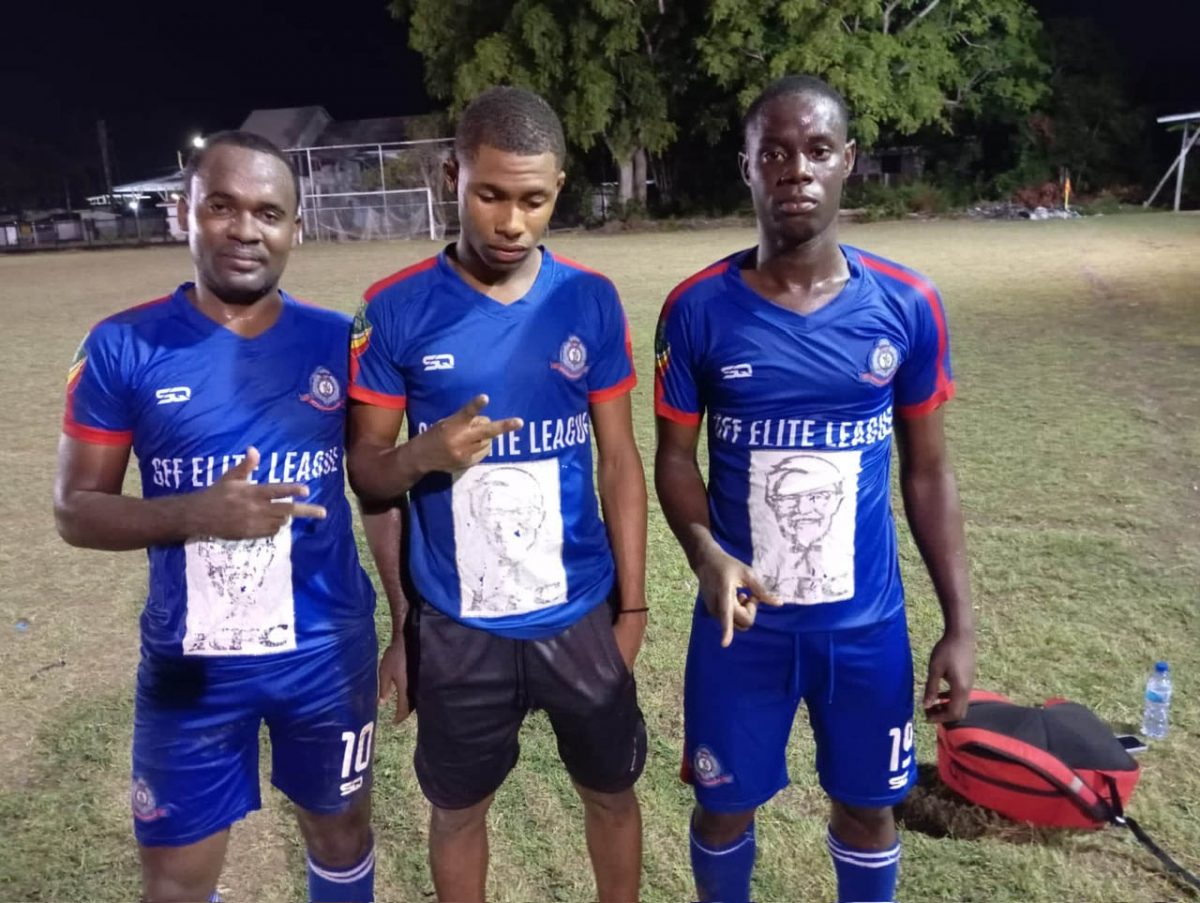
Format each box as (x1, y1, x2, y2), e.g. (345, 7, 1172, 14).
(54, 132, 381, 903)
(655, 75, 976, 903)
(347, 86, 648, 903)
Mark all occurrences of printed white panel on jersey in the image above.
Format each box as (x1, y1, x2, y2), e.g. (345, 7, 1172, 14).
(748, 449, 861, 605)
(183, 520, 296, 656)
(453, 459, 568, 617)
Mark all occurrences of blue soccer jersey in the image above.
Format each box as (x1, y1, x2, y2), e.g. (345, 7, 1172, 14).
(349, 248, 636, 640)
(64, 284, 376, 660)
(655, 245, 955, 633)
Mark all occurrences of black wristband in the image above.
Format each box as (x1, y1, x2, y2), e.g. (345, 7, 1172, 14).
(617, 607, 650, 616)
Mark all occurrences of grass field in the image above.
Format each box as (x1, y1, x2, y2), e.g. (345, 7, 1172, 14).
(1, 214, 1198, 902)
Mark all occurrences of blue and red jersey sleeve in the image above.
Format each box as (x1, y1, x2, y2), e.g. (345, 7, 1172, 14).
(586, 279, 637, 404)
(348, 292, 407, 411)
(653, 288, 702, 427)
(860, 255, 956, 418)
(894, 281, 954, 417)
(62, 324, 134, 446)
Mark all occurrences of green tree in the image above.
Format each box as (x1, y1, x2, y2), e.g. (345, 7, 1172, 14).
(697, 0, 1048, 145)
(1002, 18, 1148, 194)
(390, 0, 697, 206)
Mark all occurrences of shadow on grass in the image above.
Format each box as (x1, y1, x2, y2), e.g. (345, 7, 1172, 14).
(896, 763, 1073, 845)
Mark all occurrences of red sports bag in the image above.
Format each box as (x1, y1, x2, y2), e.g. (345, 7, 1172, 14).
(937, 689, 1200, 892)
(936, 689, 1138, 829)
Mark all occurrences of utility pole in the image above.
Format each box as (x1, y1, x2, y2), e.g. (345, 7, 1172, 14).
(97, 119, 114, 205)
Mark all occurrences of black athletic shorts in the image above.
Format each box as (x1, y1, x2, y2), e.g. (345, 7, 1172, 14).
(408, 597, 647, 810)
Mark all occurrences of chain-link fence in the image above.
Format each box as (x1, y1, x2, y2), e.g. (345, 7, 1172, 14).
(0, 212, 173, 250)
(290, 139, 458, 242)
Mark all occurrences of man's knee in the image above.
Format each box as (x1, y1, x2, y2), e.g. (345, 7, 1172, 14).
(693, 804, 757, 847)
(142, 875, 216, 903)
(430, 796, 493, 839)
(576, 784, 639, 820)
(140, 832, 227, 903)
(299, 798, 373, 867)
(830, 801, 895, 848)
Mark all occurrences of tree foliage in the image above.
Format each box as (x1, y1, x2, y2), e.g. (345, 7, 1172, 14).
(697, 0, 1048, 145)
(391, 0, 1050, 206)
(390, 0, 696, 202)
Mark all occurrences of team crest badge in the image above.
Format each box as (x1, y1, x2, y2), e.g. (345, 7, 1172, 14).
(654, 317, 670, 374)
(692, 745, 733, 788)
(860, 338, 900, 387)
(301, 366, 344, 411)
(67, 337, 87, 388)
(551, 335, 589, 380)
(131, 777, 167, 823)
(350, 302, 372, 356)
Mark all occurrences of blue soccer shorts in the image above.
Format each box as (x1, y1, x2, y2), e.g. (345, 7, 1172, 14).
(682, 606, 916, 812)
(130, 628, 378, 847)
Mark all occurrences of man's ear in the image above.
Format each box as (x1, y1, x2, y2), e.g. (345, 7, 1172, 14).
(176, 195, 190, 234)
(842, 139, 857, 178)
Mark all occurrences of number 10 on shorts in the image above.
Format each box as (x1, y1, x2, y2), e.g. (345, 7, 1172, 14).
(339, 722, 375, 797)
(887, 721, 913, 791)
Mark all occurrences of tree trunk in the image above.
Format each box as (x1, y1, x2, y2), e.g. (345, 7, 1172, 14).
(617, 153, 635, 206)
(633, 147, 648, 204)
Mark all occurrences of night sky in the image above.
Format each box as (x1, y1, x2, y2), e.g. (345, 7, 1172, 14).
(2, 0, 1196, 193)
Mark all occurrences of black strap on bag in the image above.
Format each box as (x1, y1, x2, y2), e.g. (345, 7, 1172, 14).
(1102, 775, 1200, 894)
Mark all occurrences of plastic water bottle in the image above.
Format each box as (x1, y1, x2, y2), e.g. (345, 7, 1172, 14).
(1141, 661, 1173, 740)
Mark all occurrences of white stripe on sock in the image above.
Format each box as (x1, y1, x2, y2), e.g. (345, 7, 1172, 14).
(826, 830, 901, 868)
(828, 848, 901, 869)
(689, 827, 754, 857)
(307, 843, 375, 883)
(826, 830, 900, 858)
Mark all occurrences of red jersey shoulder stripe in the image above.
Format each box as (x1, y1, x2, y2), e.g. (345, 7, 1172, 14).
(96, 293, 174, 327)
(554, 253, 616, 287)
(859, 253, 955, 417)
(663, 259, 731, 310)
(363, 256, 439, 303)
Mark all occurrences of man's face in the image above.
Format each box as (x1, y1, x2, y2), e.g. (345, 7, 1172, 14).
(179, 145, 300, 305)
(202, 536, 278, 605)
(741, 92, 855, 248)
(474, 472, 546, 562)
(770, 467, 844, 548)
(447, 143, 564, 275)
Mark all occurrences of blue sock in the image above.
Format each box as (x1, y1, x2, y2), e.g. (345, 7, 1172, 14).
(826, 827, 900, 903)
(208, 892, 223, 903)
(307, 837, 375, 902)
(690, 820, 756, 902)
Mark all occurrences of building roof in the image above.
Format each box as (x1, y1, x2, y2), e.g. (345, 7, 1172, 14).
(313, 112, 451, 148)
(240, 106, 332, 149)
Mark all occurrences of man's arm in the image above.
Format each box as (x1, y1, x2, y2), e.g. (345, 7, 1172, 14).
(346, 395, 523, 504)
(654, 417, 777, 647)
(591, 393, 648, 669)
(54, 438, 321, 550)
(360, 499, 412, 723)
(895, 408, 975, 722)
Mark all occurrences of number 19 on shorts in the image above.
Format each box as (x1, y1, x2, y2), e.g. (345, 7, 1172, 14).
(339, 722, 375, 797)
(887, 721, 913, 791)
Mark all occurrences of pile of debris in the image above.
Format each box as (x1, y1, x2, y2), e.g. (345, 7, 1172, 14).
(968, 202, 1082, 221)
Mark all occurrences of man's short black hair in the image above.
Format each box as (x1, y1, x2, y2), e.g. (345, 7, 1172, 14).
(743, 75, 851, 143)
(454, 86, 567, 166)
(183, 130, 301, 212)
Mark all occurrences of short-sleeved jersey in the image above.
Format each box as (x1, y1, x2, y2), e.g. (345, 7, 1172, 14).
(349, 248, 636, 640)
(63, 284, 375, 661)
(655, 246, 955, 633)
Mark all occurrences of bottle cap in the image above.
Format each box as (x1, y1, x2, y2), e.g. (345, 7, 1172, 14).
(1155, 661, 1169, 673)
